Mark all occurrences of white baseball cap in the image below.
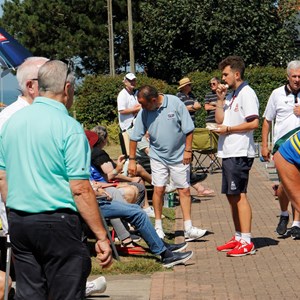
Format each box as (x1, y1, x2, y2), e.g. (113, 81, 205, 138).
(124, 72, 136, 81)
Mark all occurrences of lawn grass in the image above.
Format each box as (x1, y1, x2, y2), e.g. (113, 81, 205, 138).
(90, 207, 175, 275)
(90, 142, 176, 275)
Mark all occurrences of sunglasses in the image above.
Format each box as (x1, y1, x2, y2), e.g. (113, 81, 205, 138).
(210, 83, 217, 86)
(63, 59, 74, 87)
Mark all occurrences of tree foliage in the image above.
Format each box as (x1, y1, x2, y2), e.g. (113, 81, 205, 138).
(0, 0, 139, 75)
(139, 0, 300, 82)
(0, 0, 298, 83)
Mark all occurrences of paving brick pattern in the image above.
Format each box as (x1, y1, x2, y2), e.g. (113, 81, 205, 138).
(150, 158, 300, 300)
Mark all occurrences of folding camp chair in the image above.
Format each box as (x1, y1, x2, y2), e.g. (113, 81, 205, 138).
(192, 128, 222, 174)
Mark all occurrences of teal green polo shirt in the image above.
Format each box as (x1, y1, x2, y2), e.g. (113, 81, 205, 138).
(0, 97, 91, 213)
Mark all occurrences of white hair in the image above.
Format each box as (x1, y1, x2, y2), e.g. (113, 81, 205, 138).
(16, 57, 49, 93)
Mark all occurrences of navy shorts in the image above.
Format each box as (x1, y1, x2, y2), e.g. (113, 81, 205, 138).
(221, 157, 254, 195)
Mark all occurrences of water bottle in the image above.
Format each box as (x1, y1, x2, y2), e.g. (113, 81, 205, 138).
(168, 193, 174, 208)
(163, 194, 169, 207)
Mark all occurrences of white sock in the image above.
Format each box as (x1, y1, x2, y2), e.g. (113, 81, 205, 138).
(281, 211, 289, 217)
(241, 232, 251, 244)
(235, 231, 242, 241)
(155, 219, 163, 229)
(184, 220, 192, 231)
(292, 221, 300, 227)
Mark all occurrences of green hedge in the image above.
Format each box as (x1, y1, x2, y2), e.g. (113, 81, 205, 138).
(73, 67, 287, 143)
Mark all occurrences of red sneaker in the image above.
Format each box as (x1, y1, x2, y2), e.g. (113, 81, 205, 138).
(217, 237, 239, 252)
(226, 239, 256, 257)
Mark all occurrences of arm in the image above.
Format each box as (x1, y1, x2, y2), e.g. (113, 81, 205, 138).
(204, 103, 216, 111)
(183, 131, 193, 165)
(216, 118, 259, 135)
(119, 104, 141, 115)
(215, 85, 227, 124)
(128, 140, 138, 176)
(261, 118, 272, 161)
(100, 155, 125, 181)
(0, 170, 7, 203)
(70, 179, 112, 267)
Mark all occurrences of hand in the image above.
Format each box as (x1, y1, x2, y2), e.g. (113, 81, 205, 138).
(95, 188, 112, 200)
(214, 125, 229, 135)
(129, 176, 142, 183)
(183, 151, 192, 165)
(116, 155, 126, 172)
(216, 84, 228, 101)
(128, 160, 137, 176)
(95, 239, 113, 268)
(193, 101, 201, 110)
(294, 105, 300, 116)
(261, 146, 271, 162)
(133, 104, 141, 114)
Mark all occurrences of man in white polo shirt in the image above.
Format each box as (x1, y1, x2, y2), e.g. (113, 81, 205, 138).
(117, 72, 141, 132)
(215, 56, 259, 257)
(261, 60, 300, 239)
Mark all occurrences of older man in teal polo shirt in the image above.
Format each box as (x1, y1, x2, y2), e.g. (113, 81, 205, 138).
(0, 60, 112, 299)
(128, 85, 207, 242)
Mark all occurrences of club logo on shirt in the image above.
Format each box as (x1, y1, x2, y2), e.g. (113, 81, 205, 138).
(234, 104, 239, 112)
(167, 112, 175, 120)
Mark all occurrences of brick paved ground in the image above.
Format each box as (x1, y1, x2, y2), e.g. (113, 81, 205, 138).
(150, 158, 300, 300)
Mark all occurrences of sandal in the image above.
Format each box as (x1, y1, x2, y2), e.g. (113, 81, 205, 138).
(197, 187, 215, 197)
(116, 241, 147, 255)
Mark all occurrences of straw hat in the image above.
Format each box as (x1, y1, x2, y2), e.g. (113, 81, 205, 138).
(178, 77, 192, 90)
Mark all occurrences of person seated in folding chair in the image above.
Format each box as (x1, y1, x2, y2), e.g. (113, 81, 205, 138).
(177, 77, 215, 197)
(91, 125, 159, 218)
(85, 130, 193, 267)
(85, 131, 147, 254)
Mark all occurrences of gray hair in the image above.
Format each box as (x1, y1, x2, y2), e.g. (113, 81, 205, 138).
(92, 125, 108, 145)
(38, 60, 75, 94)
(287, 61, 300, 76)
(16, 57, 49, 93)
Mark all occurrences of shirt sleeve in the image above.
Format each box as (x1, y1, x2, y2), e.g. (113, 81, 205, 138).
(240, 88, 259, 120)
(117, 89, 127, 111)
(263, 91, 276, 121)
(64, 131, 91, 179)
(130, 110, 147, 142)
(177, 99, 195, 134)
(91, 149, 115, 172)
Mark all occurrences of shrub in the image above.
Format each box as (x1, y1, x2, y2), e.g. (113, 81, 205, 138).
(74, 67, 287, 142)
(73, 74, 174, 129)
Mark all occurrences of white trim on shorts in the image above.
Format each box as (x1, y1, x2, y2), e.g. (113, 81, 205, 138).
(150, 158, 190, 188)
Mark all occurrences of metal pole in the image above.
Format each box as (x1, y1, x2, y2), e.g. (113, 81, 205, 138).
(107, 0, 115, 77)
(127, 0, 135, 73)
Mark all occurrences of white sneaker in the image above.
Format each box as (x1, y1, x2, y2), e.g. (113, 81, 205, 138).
(143, 206, 165, 219)
(85, 276, 107, 296)
(155, 227, 165, 239)
(184, 226, 207, 242)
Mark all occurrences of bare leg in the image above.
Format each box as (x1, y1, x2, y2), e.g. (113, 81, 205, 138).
(152, 186, 165, 219)
(274, 152, 300, 213)
(277, 184, 289, 211)
(227, 193, 252, 233)
(177, 187, 192, 221)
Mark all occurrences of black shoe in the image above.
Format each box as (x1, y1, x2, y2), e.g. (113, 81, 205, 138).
(190, 173, 207, 184)
(276, 215, 289, 235)
(162, 251, 193, 268)
(291, 226, 300, 240)
(164, 241, 188, 252)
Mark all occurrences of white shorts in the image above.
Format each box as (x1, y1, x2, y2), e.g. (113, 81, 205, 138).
(150, 158, 190, 188)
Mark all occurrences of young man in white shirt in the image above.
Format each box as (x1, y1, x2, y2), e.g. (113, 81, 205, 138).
(215, 56, 259, 257)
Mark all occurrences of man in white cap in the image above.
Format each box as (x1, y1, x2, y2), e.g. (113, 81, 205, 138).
(117, 72, 141, 132)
